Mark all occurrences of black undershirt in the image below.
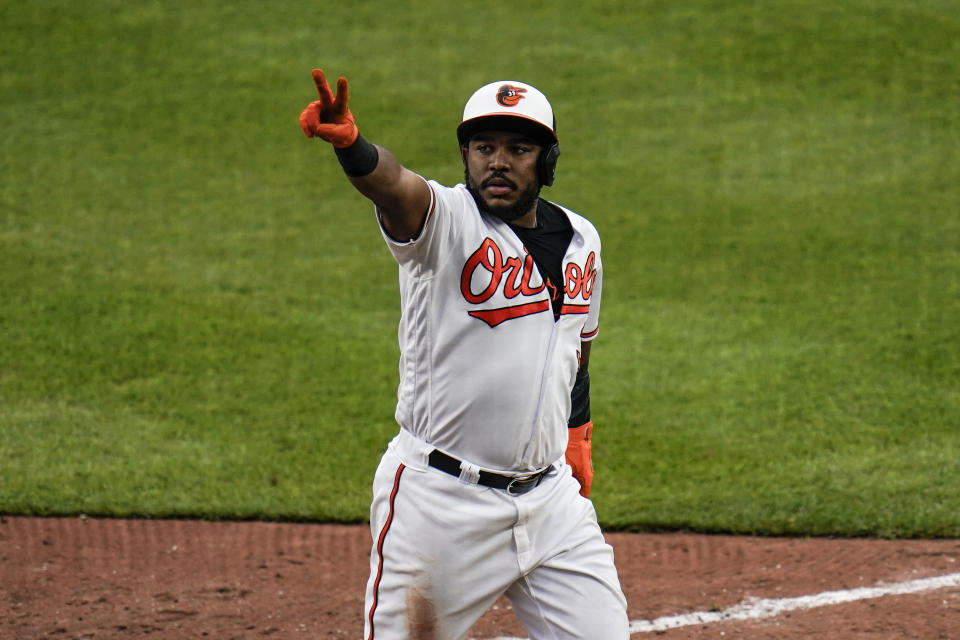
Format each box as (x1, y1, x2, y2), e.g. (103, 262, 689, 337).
(510, 199, 574, 321)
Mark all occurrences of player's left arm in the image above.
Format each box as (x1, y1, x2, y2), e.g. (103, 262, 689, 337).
(566, 340, 594, 498)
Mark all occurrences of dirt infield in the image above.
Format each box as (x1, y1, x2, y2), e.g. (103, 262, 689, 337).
(2, 516, 958, 639)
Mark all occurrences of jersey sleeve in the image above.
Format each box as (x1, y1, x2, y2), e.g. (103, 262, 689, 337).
(377, 179, 462, 273)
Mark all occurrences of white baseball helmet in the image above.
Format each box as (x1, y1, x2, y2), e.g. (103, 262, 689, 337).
(457, 80, 560, 185)
(457, 81, 557, 145)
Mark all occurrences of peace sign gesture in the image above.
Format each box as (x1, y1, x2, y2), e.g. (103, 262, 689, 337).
(299, 69, 359, 148)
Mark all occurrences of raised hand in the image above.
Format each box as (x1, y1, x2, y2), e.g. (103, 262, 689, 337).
(299, 69, 359, 148)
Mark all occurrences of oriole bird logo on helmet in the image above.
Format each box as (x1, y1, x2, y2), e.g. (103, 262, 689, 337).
(496, 85, 527, 107)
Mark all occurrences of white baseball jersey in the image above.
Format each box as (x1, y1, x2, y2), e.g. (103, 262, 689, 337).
(379, 179, 603, 473)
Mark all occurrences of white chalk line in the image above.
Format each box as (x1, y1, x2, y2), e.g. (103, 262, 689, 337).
(629, 571, 960, 633)
(486, 571, 960, 639)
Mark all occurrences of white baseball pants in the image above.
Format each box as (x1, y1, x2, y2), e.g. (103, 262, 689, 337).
(363, 429, 629, 639)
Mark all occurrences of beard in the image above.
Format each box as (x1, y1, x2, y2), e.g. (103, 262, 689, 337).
(465, 169, 541, 223)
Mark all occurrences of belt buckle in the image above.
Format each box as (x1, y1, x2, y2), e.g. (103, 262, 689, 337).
(505, 472, 538, 496)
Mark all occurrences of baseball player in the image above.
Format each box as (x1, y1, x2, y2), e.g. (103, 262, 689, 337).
(300, 69, 629, 639)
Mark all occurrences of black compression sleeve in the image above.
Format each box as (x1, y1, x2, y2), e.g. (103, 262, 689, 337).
(568, 366, 591, 427)
(334, 133, 379, 177)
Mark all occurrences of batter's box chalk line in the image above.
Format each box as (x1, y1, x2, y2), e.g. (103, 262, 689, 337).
(485, 571, 960, 639)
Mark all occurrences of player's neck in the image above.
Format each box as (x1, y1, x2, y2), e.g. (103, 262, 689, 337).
(508, 200, 540, 230)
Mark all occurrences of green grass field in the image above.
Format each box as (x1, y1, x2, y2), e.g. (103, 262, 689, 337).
(2, 0, 958, 537)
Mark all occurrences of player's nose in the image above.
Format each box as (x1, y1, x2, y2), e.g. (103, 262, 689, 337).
(487, 147, 510, 170)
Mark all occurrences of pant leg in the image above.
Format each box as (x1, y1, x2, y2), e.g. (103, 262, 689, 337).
(504, 468, 629, 639)
(363, 436, 524, 640)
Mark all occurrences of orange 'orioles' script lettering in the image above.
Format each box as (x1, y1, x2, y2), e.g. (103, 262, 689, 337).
(461, 237, 596, 328)
(564, 251, 596, 299)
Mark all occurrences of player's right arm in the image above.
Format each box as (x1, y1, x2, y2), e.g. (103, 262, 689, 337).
(299, 69, 430, 242)
(566, 340, 593, 498)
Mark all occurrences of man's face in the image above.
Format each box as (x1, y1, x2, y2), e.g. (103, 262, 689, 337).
(463, 131, 542, 225)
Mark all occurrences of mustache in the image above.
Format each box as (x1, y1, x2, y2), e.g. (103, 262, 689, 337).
(481, 171, 517, 189)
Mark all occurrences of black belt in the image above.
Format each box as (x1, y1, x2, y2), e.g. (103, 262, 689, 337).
(427, 450, 551, 496)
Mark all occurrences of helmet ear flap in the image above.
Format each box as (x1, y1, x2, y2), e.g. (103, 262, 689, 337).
(539, 142, 560, 187)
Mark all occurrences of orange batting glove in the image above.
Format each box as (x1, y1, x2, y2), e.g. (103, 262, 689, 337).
(299, 69, 359, 148)
(566, 421, 593, 498)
